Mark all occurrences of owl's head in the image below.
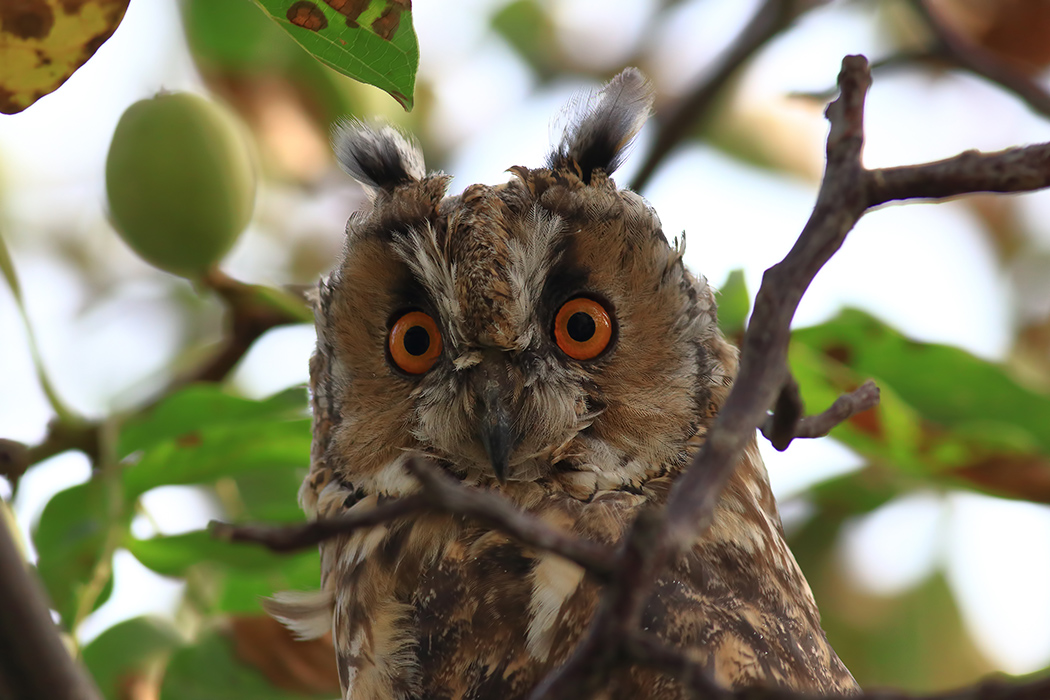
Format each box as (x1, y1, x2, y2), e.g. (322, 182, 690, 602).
(310, 69, 735, 499)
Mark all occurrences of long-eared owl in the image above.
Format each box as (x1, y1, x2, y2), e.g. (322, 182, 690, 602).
(267, 69, 859, 700)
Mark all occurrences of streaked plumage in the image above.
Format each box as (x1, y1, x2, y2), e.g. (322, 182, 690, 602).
(269, 68, 859, 700)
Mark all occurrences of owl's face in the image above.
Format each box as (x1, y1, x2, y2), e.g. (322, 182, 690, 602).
(312, 71, 732, 496)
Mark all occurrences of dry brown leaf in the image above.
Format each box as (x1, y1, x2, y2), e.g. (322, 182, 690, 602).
(229, 614, 341, 695)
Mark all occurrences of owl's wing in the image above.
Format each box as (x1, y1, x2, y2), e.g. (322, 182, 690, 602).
(634, 443, 859, 696)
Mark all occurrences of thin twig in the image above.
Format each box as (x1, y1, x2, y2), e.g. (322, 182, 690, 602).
(211, 494, 430, 551)
(909, 0, 1050, 121)
(212, 459, 617, 579)
(630, 0, 828, 192)
(761, 380, 880, 451)
(2, 272, 312, 480)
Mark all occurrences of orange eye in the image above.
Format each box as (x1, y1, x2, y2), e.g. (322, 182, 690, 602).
(389, 311, 442, 375)
(554, 297, 614, 360)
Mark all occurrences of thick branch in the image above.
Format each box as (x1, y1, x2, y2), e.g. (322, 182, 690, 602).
(0, 513, 102, 700)
(662, 52, 872, 560)
(528, 510, 665, 700)
(761, 380, 880, 451)
(627, 632, 1050, 700)
(212, 459, 616, 579)
(868, 145, 1050, 206)
(630, 0, 826, 192)
(531, 54, 871, 700)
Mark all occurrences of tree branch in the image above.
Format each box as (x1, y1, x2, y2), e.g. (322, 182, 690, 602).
(908, 0, 1050, 121)
(627, 631, 1050, 700)
(761, 380, 880, 451)
(212, 459, 617, 579)
(868, 145, 1050, 205)
(0, 272, 312, 486)
(630, 0, 828, 192)
(0, 511, 102, 700)
(530, 53, 1050, 699)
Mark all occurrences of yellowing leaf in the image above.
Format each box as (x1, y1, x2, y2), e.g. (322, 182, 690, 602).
(0, 0, 129, 114)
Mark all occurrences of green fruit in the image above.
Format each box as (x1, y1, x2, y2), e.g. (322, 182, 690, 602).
(105, 92, 256, 278)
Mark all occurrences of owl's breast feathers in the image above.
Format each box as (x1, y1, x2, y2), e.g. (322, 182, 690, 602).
(273, 436, 857, 700)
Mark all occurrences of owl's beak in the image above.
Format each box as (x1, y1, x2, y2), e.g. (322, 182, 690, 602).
(475, 357, 519, 484)
(478, 405, 515, 484)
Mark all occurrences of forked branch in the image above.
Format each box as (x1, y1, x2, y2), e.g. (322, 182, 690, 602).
(762, 380, 880, 451)
(528, 54, 1050, 700)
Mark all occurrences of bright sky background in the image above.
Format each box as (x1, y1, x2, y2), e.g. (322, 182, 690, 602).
(2, 0, 1050, 676)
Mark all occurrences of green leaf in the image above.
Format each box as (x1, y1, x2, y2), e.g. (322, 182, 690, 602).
(121, 417, 311, 500)
(789, 309, 1050, 502)
(83, 616, 183, 700)
(119, 384, 307, 456)
(33, 480, 126, 625)
(218, 550, 321, 614)
(119, 385, 310, 499)
(793, 308, 1050, 452)
(184, 0, 293, 71)
(235, 465, 310, 523)
(183, 0, 365, 141)
(790, 339, 1032, 475)
(250, 0, 418, 109)
(716, 269, 749, 338)
(491, 0, 558, 81)
(160, 630, 324, 699)
(126, 530, 303, 577)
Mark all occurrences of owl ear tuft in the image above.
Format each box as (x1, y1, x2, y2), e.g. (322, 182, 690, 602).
(332, 120, 426, 193)
(549, 68, 654, 184)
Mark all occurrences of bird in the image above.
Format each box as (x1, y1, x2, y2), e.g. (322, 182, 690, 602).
(265, 68, 860, 700)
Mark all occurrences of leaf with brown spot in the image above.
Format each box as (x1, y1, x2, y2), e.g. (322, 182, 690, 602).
(250, 0, 417, 109)
(0, 0, 129, 114)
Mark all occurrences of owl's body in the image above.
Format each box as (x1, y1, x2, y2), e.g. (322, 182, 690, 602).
(270, 70, 858, 699)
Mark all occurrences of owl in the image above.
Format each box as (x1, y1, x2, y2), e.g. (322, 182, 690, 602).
(266, 69, 859, 700)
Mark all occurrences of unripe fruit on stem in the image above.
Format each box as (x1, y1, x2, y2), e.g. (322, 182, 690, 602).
(105, 92, 256, 278)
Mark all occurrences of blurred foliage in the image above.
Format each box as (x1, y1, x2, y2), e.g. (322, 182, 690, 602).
(4, 0, 1050, 697)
